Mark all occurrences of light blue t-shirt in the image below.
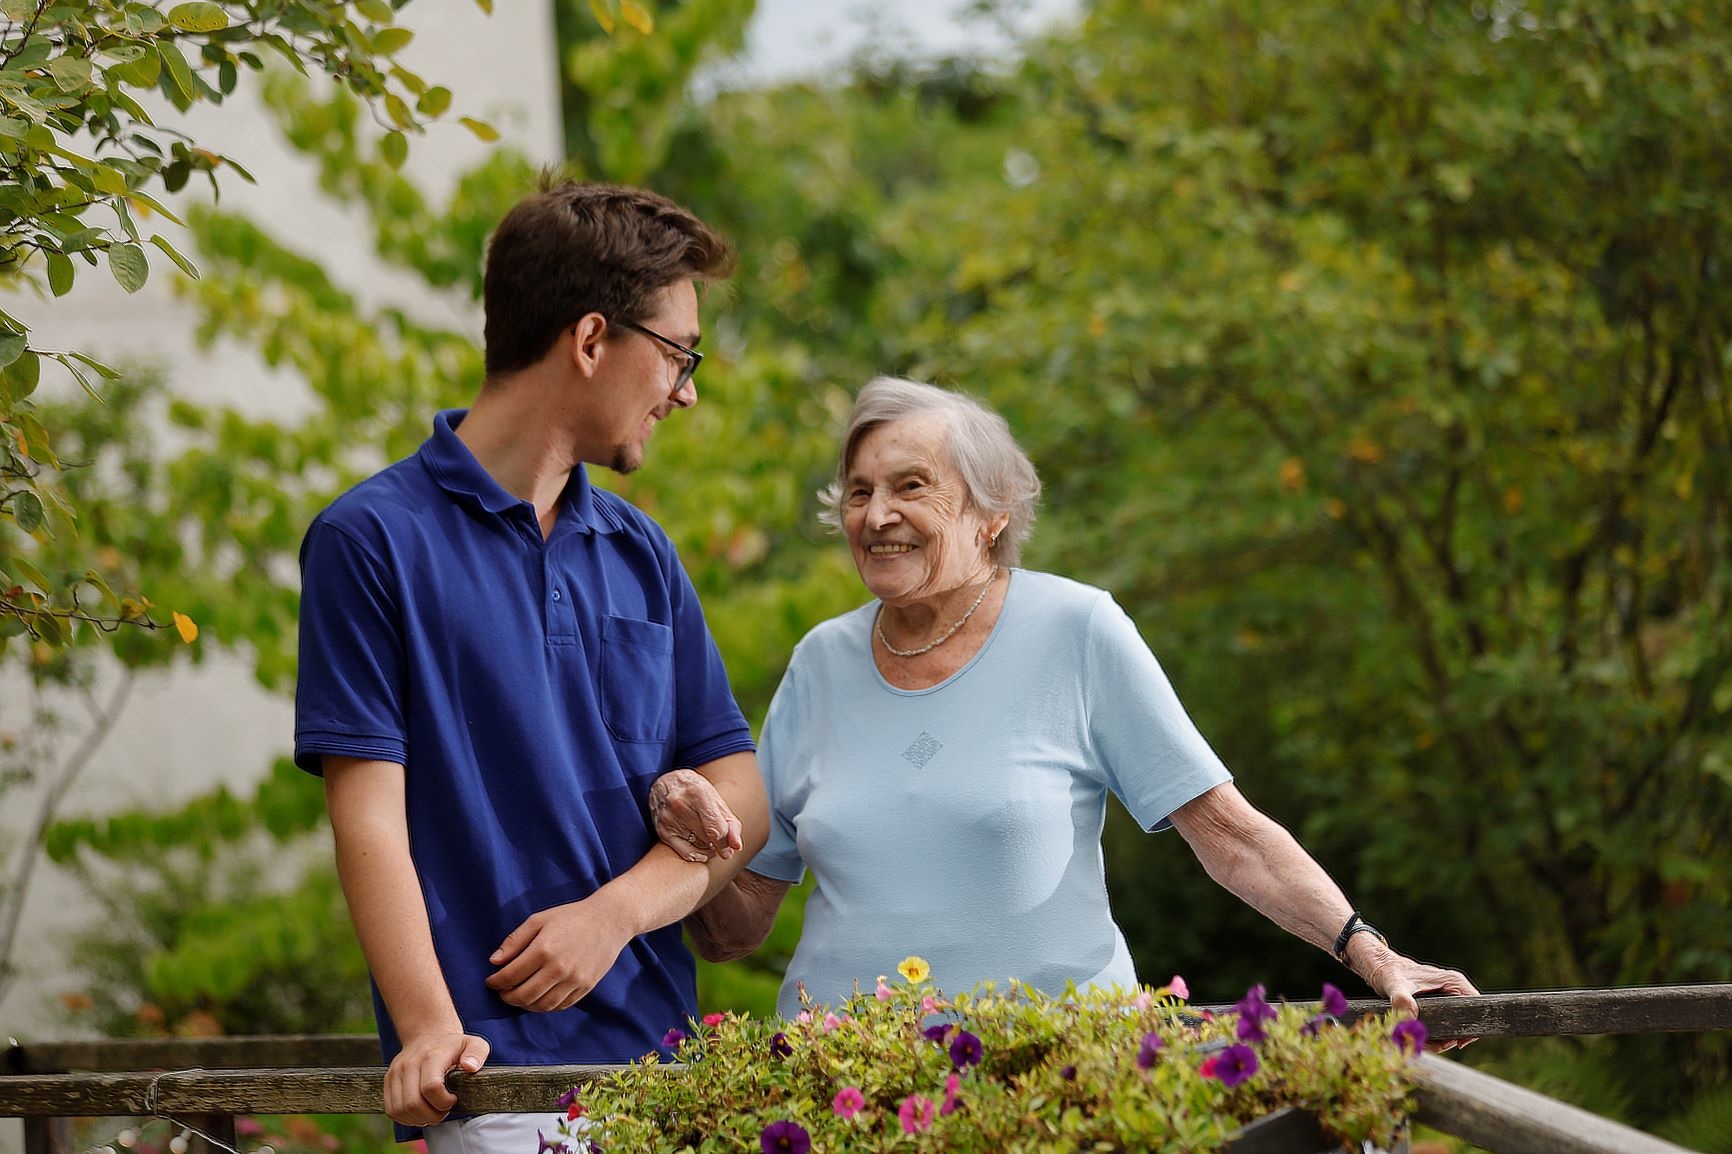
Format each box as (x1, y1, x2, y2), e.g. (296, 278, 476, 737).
(754, 569, 1232, 1018)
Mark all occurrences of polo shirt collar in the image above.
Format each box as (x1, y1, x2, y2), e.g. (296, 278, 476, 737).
(419, 408, 619, 534)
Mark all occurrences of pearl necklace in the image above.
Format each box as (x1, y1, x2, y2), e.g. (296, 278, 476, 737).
(875, 567, 1001, 658)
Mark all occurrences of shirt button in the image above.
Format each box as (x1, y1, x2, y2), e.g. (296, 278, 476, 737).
(551, 589, 562, 602)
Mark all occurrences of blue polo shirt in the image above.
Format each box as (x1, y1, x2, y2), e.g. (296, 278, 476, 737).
(294, 409, 754, 1074)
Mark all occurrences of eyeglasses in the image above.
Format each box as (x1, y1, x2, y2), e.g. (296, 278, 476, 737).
(621, 320, 702, 397)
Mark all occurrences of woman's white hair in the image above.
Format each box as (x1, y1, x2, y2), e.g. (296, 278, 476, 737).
(817, 376, 1042, 566)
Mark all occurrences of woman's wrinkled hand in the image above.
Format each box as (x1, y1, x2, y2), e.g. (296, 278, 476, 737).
(649, 768, 742, 863)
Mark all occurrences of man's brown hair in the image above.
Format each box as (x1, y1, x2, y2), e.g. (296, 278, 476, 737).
(482, 178, 735, 378)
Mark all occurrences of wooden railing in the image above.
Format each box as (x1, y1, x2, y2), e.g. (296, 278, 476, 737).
(5, 985, 1730, 1154)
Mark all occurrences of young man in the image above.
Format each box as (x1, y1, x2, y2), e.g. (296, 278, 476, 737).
(294, 182, 767, 1150)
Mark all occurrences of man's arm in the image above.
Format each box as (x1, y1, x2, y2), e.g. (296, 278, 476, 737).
(324, 756, 490, 1128)
(1169, 782, 1479, 1017)
(485, 750, 768, 1010)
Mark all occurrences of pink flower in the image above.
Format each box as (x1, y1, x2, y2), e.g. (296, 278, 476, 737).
(702, 1012, 726, 1027)
(875, 975, 893, 1001)
(832, 1085, 865, 1119)
(1130, 991, 1152, 1011)
(1168, 974, 1190, 1000)
(921, 996, 940, 1014)
(822, 1012, 844, 1032)
(940, 1073, 961, 1116)
(235, 1119, 264, 1139)
(898, 1095, 935, 1133)
(795, 1010, 813, 1024)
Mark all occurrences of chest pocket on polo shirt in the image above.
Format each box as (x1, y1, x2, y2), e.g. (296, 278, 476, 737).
(599, 614, 675, 742)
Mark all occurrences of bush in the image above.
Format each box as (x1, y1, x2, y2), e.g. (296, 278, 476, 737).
(561, 959, 1423, 1153)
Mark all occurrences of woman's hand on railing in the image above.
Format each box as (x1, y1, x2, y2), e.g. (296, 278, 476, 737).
(649, 768, 743, 863)
(1350, 939, 1481, 1050)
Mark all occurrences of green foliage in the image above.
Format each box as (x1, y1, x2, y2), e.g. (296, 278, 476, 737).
(49, 757, 361, 1037)
(0, 0, 495, 651)
(569, 974, 1419, 1153)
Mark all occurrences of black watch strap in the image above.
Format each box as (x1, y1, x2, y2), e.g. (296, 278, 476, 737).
(1332, 911, 1388, 964)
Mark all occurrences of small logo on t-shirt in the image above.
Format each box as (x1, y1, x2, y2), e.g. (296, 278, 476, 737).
(902, 732, 943, 769)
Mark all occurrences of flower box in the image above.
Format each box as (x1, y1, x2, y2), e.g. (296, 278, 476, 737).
(558, 960, 1425, 1154)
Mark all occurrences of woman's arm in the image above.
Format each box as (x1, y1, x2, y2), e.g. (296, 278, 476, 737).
(1169, 782, 1479, 1016)
(684, 869, 792, 962)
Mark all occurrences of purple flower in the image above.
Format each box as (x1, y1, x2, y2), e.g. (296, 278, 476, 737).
(1392, 1018, 1429, 1055)
(536, 1132, 569, 1154)
(1234, 984, 1278, 1043)
(923, 1023, 954, 1045)
(1136, 1031, 1164, 1070)
(1059, 1064, 1077, 1081)
(662, 1027, 686, 1049)
(770, 1031, 793, 1058)
(1321, 982, 1349, 1018)
(759, 1120, 810, 1154)
(949, 1029, 983, 1070)
(1211, 1044, 1260, 1088)
(1301, 1014, 1329, 1037)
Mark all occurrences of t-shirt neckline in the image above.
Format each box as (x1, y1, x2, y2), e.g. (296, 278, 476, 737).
(868, 568, 1019, 697)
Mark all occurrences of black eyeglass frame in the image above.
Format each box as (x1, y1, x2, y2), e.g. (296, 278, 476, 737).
(620, 320, 702, 396)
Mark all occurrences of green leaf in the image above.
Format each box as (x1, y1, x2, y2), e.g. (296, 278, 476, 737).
(380, 130, 408, 170)
(92, 163, 130, 196)
(356, 0, 395, 21)
(108, 242, 149, 293)
(128, 189, 186, 227)
(157, 42, 197, 107)
(417, 86, 452, 118)
(474, 0, 493, 13)
(459, 116, 500, 143)
(385, 92, 413, 129)
(46, 251, 74, 296)
(372, 27, 414, 56)
(148, 233, 199, 278)
(12, 489, 44, 533)
(588, 0, 615, 35)
(110, 48, 163, 88)
(7, 555, 50, 595)
(66, 350, 123, 380)
(0, 332, 25, 368)
(167, 2, 230, 33)
(57, 353, 101, 402)
(48, 56, 95, 92)
(1, 351, 40, 400)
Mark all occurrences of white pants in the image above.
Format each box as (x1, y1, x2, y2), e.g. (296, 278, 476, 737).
(423, 1112, 581, 1154)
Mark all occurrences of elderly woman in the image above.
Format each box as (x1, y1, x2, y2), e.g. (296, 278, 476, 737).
(657, 377, 1476, 1019)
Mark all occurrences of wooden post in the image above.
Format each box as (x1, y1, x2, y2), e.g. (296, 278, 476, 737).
(180, 1113, 237, 1154)
(22, 1116, 73, 1154)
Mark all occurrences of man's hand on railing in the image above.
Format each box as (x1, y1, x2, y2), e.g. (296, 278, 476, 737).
(385, 1029, 490, 1127)
(649, 767, 743, 863)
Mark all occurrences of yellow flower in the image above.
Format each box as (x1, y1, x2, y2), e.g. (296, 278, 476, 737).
(898, 956, 931, 984)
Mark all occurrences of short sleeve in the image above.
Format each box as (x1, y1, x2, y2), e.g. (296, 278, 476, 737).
(748, 661, 807, 883)
(1083, 593, 1232, 831)
(294, 518, 409, 775)
(667, 555, 755, 769)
